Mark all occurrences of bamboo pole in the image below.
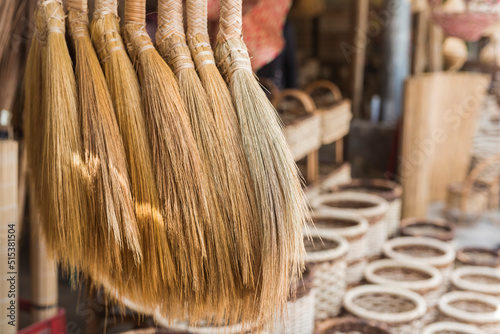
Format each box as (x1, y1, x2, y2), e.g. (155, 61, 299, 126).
(350, 0, 369, 119)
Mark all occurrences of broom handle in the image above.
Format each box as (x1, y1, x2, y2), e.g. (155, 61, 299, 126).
(186, 0, 208, 37)
(158, 0, 184, 37)
(219, 0, 242, 39)
(67, 0, 87, 12)
(125, 0, 146, 24)
(94, 0, 118, 17)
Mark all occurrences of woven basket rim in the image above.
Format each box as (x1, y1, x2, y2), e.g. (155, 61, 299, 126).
(439, 291, 500, 323)
(452, 266, 500, 294)
(314, 316, 392, 334)
(457, 247, 500, 267)
(153, 312, 257, 334)
(343, 284, 427, 323)
(400, 217, 455, 241)
(311, 209, 369, 237)
(383, 237, 456, 266)
(422, 321, 487, 334)
(304, 231, 349, 263)
(310, 192, 389, 217)
(365, 259, 443, 291)
(332, 178, 403, 201)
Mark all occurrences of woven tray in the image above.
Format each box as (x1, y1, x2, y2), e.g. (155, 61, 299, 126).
(304, 80, 352, 145)
(400, 218, 455, 242)
(383, 237, 456, 281)
(343, 284, 427, 334)
(438, 291, 500, 334)
(311, 192, 388, 259)
(305, 231, 348, 320)
(330, 179, 402, 237)
(456, 248, 500, 268)
(364, 259, 444, 308)
(451, 266, 500, 297)
(422, 321, 486, 334)
(272, 89, 322, 161)
(311, 210, 368, 284)
(314, 317, 393, 334)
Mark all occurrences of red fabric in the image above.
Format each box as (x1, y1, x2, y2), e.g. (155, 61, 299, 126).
(208, 0, 292, 71)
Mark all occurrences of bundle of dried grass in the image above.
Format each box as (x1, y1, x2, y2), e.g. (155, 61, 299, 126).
(24, 0, 88, 271)
(155, 0, 261, 321)
(214, 0, 309, 323)
(0, 0, 17, 60)
(121, 0, 216, 315)
(90, 0, 174, 305)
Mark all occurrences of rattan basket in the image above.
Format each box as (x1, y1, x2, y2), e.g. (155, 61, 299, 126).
(451, 266, 500, 297)
(305, 231, 348, 320)
(311, 192, 388, 260)
(456, 247, 500, 268)
(329, 179, 402, 237)
(422, 321, 486, 334)
(383, 237, 456, 281)
(432, 11, 498, 42)
(311, 210, 369, 285)
(304, 80, 352, 145)
(400, 218, 455, 242)
(343, 284, 427, 334)
(272, 89, 322, 161)
(364, 259, 444, 308)
(438, 291, 500, 334)
(314, 317, 393, 334)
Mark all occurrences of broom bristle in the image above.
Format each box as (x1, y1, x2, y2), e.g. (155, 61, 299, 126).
(67, 3, 142, 287)
(90, 0, 176, 310)
(214, 0, 308, 323)
(24, 0, 88, 272)
(122, 0, 215, 313)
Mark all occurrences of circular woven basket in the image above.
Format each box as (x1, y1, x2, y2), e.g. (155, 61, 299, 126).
(364, 259, 444, 308)
(422, 321, 486, 334)
(329, 179, 403, 237)
(343, 284, 427, 334)
(311, 192, 388, 260)
(438, 291, 500, 334)
(431, 11, 498, 42)
(305, 231, 348, 320)
(311, 209, 369, 285)
(456, 248, 500, 268)
(314, 317, 393, 334)
(400, 218, 455, 242)
(451, 266, 500, 297)
(383, 237, 456, 281)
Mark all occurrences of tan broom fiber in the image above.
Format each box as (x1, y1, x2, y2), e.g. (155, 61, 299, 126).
(90, 0, 175, 307)
(155, 0, 261, 322)
(0, 0, 17, 61)
(24, 0, 88, 271)
(121, 0, 218, 315)
(214, 0, 309, 323)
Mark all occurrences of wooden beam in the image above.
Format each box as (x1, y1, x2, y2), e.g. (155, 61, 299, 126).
(351, 0, 369, 119)
(307, 150, 319, 184)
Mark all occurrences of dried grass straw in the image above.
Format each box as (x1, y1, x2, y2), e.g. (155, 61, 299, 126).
(0, 0, 17, 60)
(214, 0, 309, 323)
(155, 0, 261, 322)
(24, 0, 88, 271)
(90, 0, 173, 306)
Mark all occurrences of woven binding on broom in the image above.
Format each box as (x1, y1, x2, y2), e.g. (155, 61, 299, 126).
(214, 0, 309, 324)
(25, 0, 88, 271)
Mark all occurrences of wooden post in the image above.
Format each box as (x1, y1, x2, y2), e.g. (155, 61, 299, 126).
(350, 0, 369, 119)
(428, 23, 443, 72)
(30, 196, 58, 322)
(413, 7, 429, 74)
(307, 150, 319, 184)
(335, 138, 344, 164)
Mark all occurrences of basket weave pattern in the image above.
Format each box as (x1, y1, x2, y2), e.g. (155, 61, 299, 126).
(273, 288, 316, 334)
(387, 199, 402, 237)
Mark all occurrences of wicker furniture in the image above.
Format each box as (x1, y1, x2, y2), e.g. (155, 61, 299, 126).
(305, 231, 348, 320)
(311, 210, 368, 285)
(364, 259, 444, 307)
(400, 218, 455, 242)
(438, 291, 500, 334)
(311, 192, 388, 260)
(314, 317, 393, 334)
(343, 284, 427, 334)
(304, 80, 352, 145)
(451, 266, 500, 297)
(383, 237, 456, 281)
(456, 248, 500, 268)
(422, 321, 486, 334)
(329, 179, 402, 237)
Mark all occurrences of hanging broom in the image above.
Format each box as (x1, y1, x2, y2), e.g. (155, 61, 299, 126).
(155, 0, 260, 321)
(214, 0, 309, 323)
(67, 0, 142, 286)
(122, 0, 219, 315)
(89, 0, 175, 304)
(24, 0, 88, 271)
